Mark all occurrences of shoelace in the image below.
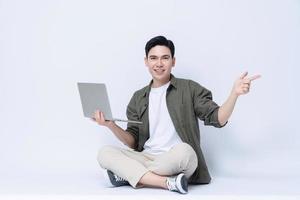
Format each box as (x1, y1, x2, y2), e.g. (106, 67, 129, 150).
(166, 177, 177, 191)
(114, 174, 127, 182)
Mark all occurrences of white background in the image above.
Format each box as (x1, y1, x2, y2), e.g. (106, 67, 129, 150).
(0, 0, 299, 197)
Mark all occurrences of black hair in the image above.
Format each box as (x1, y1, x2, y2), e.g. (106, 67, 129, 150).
(145, 36, 175, 58)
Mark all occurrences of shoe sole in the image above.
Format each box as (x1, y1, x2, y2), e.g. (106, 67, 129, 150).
(176, 173, 188, 194)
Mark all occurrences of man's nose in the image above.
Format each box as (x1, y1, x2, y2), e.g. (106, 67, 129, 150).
(156, 58, 163, 67)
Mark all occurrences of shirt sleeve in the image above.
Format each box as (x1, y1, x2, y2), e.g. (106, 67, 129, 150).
(125, 92, 139, 148)
(189, 80, 227, 128)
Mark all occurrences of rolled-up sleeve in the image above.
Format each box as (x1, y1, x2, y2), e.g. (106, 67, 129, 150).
(125, 92, 139, 147)
(189, 80, 226, 128)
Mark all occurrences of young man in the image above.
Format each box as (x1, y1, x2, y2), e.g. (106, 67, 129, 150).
(92, 36, 260, 194)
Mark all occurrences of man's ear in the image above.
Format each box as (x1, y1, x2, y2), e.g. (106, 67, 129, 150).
(172, 57, 176, 67)
(144, 57, 148, 66)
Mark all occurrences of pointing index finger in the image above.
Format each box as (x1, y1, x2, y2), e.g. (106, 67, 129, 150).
(249, 74, 261, 81)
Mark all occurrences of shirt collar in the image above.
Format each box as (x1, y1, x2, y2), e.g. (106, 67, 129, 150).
(142, 73, 178, 97)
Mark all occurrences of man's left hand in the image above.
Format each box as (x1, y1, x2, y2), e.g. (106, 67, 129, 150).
(233, 72, 261, 96)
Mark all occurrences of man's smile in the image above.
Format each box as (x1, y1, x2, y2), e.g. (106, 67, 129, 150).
(153, 69, 165, 74)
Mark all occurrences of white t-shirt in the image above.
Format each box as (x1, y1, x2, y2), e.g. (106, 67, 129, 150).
(143, 82, 182, 155)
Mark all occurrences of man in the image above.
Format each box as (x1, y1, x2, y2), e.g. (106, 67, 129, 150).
(92, 36, 260, 194)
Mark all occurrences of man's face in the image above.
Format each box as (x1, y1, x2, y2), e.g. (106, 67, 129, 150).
(144, 45, 175, 86)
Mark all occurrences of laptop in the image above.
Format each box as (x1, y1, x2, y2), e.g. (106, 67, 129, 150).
(77, 83, 142, 124)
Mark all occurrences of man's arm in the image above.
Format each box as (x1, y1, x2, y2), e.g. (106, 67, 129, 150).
(92, 110, 136, 149)
(218, 72, 261, 126)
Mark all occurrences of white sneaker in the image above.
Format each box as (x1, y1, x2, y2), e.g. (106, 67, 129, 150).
(166, 173, 188, 194)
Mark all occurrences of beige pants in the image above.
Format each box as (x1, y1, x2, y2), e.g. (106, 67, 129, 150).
(97, 142, 198, 188)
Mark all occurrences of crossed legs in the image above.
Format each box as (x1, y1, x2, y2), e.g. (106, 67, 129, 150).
(97, 143, 198, 189)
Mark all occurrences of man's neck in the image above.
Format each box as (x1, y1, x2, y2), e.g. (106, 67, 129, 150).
(152, 76, 171, 88)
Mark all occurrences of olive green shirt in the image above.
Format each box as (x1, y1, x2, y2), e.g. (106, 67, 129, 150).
(126, 74, 226, 184)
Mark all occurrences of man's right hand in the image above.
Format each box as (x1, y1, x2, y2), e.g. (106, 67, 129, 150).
(91, 110, 135, 148)
(91, 110, 115, 128)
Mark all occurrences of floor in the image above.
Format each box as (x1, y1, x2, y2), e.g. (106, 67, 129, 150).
(0, 170, 299, 200)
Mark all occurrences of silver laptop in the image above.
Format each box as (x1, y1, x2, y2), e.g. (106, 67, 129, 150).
(77, 83, 142, 124)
